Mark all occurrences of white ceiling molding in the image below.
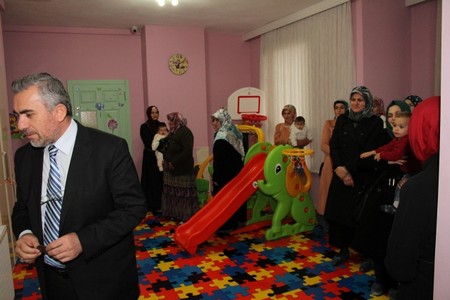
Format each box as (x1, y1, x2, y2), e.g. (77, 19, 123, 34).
(405, 0, 427, 7)
(242, 0, 349, 41)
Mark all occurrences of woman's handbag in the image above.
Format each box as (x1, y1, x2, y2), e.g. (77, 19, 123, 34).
(353, 170, 387, 223)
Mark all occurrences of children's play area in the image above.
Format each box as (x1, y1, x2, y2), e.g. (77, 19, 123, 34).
(13, 120, 386, 300)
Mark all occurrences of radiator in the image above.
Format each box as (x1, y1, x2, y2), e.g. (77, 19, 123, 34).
(0, 225, 14, 300)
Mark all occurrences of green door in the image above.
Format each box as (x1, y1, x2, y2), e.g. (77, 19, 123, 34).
(68, 80, 132, 152)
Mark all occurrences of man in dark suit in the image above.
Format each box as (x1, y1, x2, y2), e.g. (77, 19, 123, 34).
(11, 72, 147, 300)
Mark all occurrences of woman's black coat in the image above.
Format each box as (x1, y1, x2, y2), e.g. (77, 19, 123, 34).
(325, 114, 387, 229)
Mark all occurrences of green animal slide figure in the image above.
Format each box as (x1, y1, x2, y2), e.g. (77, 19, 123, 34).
(256, 144, 316, 240)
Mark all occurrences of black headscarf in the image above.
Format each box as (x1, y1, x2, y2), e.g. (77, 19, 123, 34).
(145, 105, 160, 134)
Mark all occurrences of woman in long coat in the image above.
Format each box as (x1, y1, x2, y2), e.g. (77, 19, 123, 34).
(386, 96, 440, 300)
(317, 100, 348, 228)
(161, 112, 199, 222)
(211, 108, 246, 231)
(352, 100, 413, 296)
(324, 86, 387, 266)
(140, 105, 163, 212)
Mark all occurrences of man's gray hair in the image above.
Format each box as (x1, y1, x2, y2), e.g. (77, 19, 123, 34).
(11, 72, 72, 116)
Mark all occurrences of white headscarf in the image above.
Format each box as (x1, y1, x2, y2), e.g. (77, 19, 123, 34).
(212, 108, 245, 159)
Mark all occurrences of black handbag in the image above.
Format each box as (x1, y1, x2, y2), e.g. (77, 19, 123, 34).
(353, 170, 387, 223)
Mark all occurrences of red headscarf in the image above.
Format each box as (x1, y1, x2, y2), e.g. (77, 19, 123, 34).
(409, 96, 440, 162)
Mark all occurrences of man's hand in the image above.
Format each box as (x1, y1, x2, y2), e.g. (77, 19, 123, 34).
(15, 233, 41, 264)
(46, 232, 83, 263)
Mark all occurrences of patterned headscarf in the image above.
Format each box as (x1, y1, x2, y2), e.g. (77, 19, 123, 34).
(348, 86, 374, 122)
(167, 112, 187, 134)
(212, 109, 245, 159)
(409, 96, 440, 162)
(404, 95, 423, 107)
(385, 100, 411, 137)
(373, 97, 385, 116)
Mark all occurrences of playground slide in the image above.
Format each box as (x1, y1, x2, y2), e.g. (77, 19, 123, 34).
(174, 152, 267, 255)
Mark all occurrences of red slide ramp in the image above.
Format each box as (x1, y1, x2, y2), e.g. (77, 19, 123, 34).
(174, 152, 267, 255)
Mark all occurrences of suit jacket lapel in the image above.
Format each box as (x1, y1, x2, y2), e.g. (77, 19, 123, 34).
(31, 146, 45, 239)
(60, 123, 92, 226)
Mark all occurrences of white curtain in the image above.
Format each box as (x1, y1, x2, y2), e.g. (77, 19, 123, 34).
(261, 2, 355, 172)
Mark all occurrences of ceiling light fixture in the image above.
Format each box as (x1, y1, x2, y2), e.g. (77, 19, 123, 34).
(157, 0, 178, 6)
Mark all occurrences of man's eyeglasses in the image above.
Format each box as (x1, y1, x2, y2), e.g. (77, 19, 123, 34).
(40, 197, 62, 205)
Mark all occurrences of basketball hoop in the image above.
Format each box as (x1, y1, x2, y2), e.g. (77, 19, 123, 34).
(282, 148, 314, 158)
(241, 114, 267, 128)
(282, 148, 314, 176)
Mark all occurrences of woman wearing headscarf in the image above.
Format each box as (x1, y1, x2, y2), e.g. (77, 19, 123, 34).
(274, 104, 297, 145)
(403, 95, 423, 113)
(385, 100, 411, 137)
(140, 105, 163, 212)
(161, 112, 199, 222)
(386, 96, 440, 300)
(372, 97, 386, 128)
(353, 99, 417, 297)
(324, 86, 387, 266)
(211, 108, 246, 231)
(316, 100, 348, 230)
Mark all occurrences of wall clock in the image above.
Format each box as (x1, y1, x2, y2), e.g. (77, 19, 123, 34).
(168, 53, 189, 75)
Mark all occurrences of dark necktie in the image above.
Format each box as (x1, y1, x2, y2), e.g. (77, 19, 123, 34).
(43, 145, 65, 268)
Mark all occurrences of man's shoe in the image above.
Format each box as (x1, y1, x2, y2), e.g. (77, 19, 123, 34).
(332, 248, 349, 266)
(371, 282, 384, 296)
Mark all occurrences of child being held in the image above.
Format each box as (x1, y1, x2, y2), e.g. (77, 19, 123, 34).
(289, 116, 313, 148)
(151, 122, 168, 172)
(360, 111, 421, 213)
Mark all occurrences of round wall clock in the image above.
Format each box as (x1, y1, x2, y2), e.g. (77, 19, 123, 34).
(168, 53, 189, 75)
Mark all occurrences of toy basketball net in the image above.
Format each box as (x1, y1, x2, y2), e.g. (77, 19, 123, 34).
(282, 148, 314, 192)
(241, 113, 267, 128)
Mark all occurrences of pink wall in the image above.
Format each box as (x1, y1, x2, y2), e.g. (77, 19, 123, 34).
(2, 1, 448, 297)
(353, 0, 436, 101)
(3, 26, 145, 167)
(2, 25, 258, 175)
(142, 25, 208, 155)
(205, 32, 256, 146)
(141, 26, 259, 159)
(354, 0, 410, 99)
(410, 1, 438, 96)
(2, 3, 437, 177)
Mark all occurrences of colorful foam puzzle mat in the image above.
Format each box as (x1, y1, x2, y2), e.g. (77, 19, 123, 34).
(13, 212, 388, 299)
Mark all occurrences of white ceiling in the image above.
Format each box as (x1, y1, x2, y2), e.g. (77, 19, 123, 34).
(1, 0, 320, 35)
